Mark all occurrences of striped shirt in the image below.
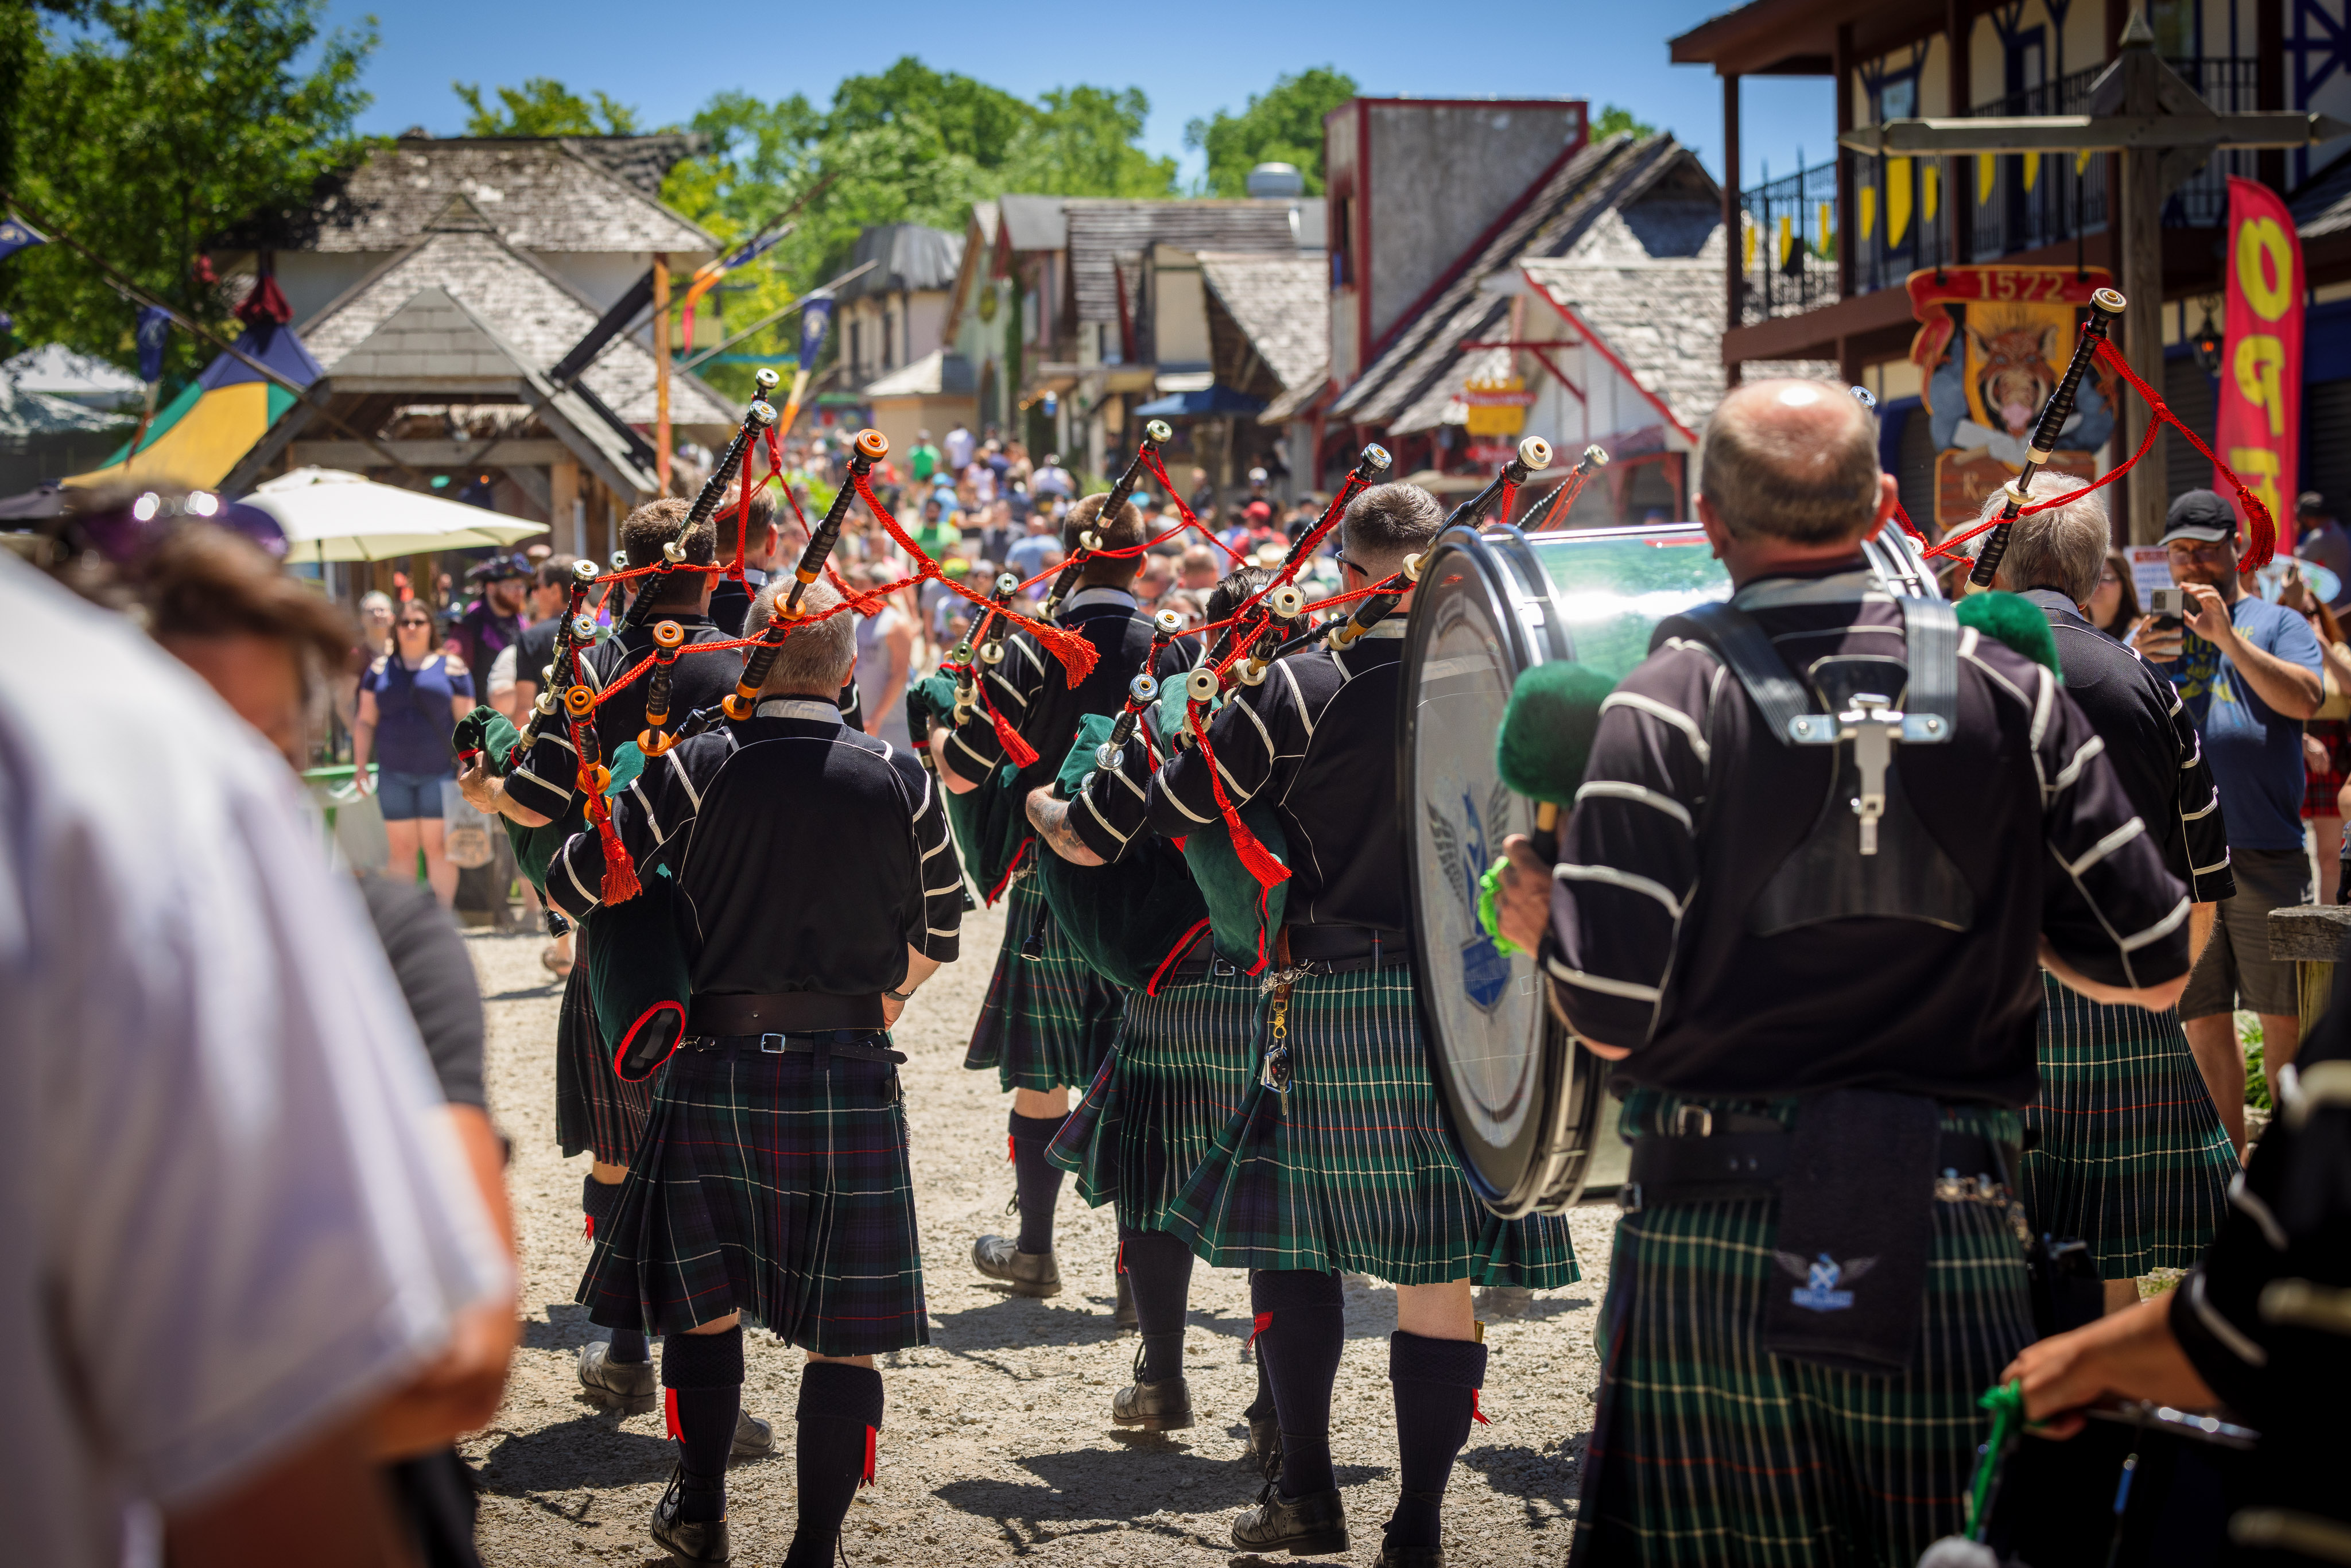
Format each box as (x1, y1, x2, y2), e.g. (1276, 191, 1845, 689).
(942, 587, 1155, 789)
(1143, 622, 1410, 932)
(505, 612, 744, 822)
(2022, 588, 2234, 903)
(545, 699, 962, 992)
(1546, 565, 2194, 1107)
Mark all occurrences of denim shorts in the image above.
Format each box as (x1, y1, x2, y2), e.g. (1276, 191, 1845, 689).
(377, 767, 452, 822)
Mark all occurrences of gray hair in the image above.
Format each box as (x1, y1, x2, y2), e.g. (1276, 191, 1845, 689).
(1976, 470, 2106, 602)
(1698, 378, 1883, 544)
(1340, 482, 1443, 578)
(747, 576, 857, 696)
(358, 589, 394, 616)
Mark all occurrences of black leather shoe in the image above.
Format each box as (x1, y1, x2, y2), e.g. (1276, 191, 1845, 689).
(1111, 1372, 1193, 1430)
(1243, 1416, 1283, 1482)
(649, 1468, 731, 1564)
(1114, 1268, 1138, 1330)
(577, 1340, 656, 1415)
(1231, 1484, 1348, 1556)
(972, 1234, 1061, 1297)
(1377, 1544, 1446, 1567)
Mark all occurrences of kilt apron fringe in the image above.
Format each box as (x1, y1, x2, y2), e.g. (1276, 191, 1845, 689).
(1163, 963, 1580, 1288)
(556, 955, 654, 1166)
(2023, 972, 2239, 1279)
(963, 874, 1126, 1093)
(577, 1042, 930, 1359)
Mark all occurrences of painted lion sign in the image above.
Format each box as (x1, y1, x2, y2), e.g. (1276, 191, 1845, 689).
(1909, 266, 2118, 532)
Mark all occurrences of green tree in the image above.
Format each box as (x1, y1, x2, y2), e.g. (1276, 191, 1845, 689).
(9, 0, 375, 380)
(454, 76, 639, 136)
(1593, 103, 1658, 141)
(1183, 67, 1357, 197)
(1001, 86, 1174, 199)
(825, 57, 1029, 168)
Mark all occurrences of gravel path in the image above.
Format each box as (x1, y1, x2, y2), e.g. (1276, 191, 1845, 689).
(460, 907, 1612, 1565)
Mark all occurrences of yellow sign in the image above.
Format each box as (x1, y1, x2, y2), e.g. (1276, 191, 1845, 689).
(1462, 377, 1533, 438)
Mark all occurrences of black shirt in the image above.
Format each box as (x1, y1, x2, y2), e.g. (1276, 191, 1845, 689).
(1142, 619, 1411, 932)
(355, 870, 486, 1109)
(942, 588, 1155, 791)
(513, 617, 560, 698)
(506, 611, 744, 821)
(2022, 587, 2234, 903)
(1547, 566, 2193, 1106)
(545, 698, 963, 993)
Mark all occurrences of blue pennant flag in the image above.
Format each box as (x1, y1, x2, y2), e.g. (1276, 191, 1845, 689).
(0, 218, 46, 263)
(135, 306, 172, 383)
(798, 293, 835, 367)
(720, 227, 786, 273)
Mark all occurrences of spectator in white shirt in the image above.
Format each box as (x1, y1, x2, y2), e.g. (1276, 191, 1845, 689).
(944, 422, 976, 472)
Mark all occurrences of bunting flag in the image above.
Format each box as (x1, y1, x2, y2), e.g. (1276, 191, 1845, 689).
(134, 306, 172, 385)
(0, 217, 46, 263)
(678, 226, 789, 352)
(66, 318, 324, 490)
(775, 293, 835, 436)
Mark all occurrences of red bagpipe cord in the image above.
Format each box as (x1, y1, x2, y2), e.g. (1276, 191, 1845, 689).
(559, 639, 641, 905)
(1923, 337, 2276, 572)
(1186, 699, 1287, 975)
(971, 641, 1041, 769)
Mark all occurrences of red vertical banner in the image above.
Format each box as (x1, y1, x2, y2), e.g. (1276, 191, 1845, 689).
(2215, 175, 2304, 533)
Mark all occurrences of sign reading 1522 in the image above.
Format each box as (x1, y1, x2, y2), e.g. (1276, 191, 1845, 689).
(1974, 270, 2075, 301)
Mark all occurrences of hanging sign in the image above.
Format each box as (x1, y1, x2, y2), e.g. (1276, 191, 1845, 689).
(1908, 265, 2117, 532)
(2214, 175, 2303, 534)
(1462, 377, 1535, 437)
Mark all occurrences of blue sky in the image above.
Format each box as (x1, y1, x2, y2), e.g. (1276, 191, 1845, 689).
(319, 0, 1836, 191)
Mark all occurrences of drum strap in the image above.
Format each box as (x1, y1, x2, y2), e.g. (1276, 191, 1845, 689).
(1665, 595, 1959, 747)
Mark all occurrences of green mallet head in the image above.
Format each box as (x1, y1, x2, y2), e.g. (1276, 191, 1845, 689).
(1497, 660, 1616, 808)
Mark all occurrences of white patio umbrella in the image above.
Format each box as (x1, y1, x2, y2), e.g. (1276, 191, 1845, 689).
(240, 466, 547, 562)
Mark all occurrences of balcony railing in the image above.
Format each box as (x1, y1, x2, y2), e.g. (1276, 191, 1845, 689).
(1740, 57, 2257, 324)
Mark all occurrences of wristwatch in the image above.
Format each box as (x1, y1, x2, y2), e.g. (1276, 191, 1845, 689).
(884, 985, 915, 1003)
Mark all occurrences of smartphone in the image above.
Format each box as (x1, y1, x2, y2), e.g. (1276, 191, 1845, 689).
(2147, 586, 2186, 628)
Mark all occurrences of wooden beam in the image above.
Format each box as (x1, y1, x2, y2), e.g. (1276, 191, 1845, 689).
(288, 439, 580, 467)
(654, 253, 672, 493)
(2259, 0, 2286, 195)
(550, 459, 581, 557)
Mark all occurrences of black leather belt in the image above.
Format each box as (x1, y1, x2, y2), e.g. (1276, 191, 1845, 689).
(1280, 925, 1410, 973)
(687, 992, 884, 1034)
(1623, 1109, 2016, 1212)
(689, 1029, 905, 1066)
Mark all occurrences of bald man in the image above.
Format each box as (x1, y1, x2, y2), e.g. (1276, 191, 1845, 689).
(1495, 380, 2196, 1563)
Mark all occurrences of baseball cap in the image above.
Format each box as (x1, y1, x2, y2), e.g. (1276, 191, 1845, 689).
(2300, 490, 2329, 514)
(1245, 499, 1274, 523)
(2158, 489, 2239, 546)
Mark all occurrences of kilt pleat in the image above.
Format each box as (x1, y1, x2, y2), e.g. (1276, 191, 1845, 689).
(2023, 973, 2239, 1278)
(1046, 965, 1261, 1233)
(963, 874, 1126, 1093)
(1165, 964, 1581, 1288)
(576, 1043, 929, 1358)
(554, 956, 653, 1166)
(1578, 1093, 2035, 1568)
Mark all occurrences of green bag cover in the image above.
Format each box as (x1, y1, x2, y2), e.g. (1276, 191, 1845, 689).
(450, 704, 571, 888)
(1953, 589, 2063, 677)
(1032, 715, 1212, 989)
(944, 759, 1030, 900)
(906, 669, 959, 738)
(584, 864, 693, 1081)
(1182, 798, 1289, 969)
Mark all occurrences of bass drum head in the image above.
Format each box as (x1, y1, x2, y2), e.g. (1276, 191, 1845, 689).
(1402, 529, 1558, 1216)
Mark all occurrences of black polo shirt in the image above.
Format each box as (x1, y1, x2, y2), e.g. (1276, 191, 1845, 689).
(2020, 587, 2234, 903)
(1545, 564, 2193, 1107)
(512, 616, 560, 697)
(545, 697, 962, 993)
(505, 611, 744, 821)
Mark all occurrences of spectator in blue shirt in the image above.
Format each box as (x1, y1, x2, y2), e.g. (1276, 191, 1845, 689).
(355, 604, 477, 909)
(2135, 489, 2325, 1148)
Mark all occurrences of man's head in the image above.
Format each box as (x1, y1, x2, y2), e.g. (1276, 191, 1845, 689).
(1978, 471, 2106, 604)
(358, 589, 394, 639)
(1064, 491, 1144, 588)
(1043, 452, 1061, 468)
(746, 575, 856, 697)
(482, 554, 530, 614)
(2160, 489, 2241, 592)
(712, 482, 780, 572)
(1026, 510, 1055, 535)
(619, 497, 717, 610)
(1178, 544, 1218, 589)
(529, 554, 577, 619)
(1697, 379, 1890, 549)
(1339, 482, 1444, 584)
(918, 428, 933, 443)
(2300, 490, 2334, 534)
(141, 523, 358, 767)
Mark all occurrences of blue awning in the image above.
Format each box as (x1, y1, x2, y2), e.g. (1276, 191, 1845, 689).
(1132, 385, 1266, 419)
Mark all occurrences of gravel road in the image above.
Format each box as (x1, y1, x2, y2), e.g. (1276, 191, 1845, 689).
(460, 905, 1613, 1566)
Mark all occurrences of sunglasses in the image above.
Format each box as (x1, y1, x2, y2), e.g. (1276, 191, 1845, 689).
(397, 618, 434, 629)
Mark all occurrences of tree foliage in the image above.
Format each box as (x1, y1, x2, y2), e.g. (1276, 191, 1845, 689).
(1182, 67, 1357, 197)
(5, 0, 375, 381)
(455, 76, 638, 137)
(1593, 103, 1658, 141)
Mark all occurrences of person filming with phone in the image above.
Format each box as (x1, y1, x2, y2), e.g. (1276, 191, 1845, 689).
(2133, 489, 2325, 1151)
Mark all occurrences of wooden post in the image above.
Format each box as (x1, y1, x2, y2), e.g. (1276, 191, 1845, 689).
(2258, 0, 2287, 195)
(549, 459, 580, 557)
(2119, 143, 2167, 543)
(1723, 72, 1743, 387)
(1836, 24, 1856, 302)
(653, 253, 673, 494)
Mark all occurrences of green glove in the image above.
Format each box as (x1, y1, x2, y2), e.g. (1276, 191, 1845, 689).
(1477, 855, 1524, 957)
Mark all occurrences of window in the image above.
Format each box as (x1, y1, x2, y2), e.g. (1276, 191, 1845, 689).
(1877, 73, 1917, 121)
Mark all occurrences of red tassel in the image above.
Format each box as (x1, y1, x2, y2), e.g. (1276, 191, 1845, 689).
(862, 1425, 877, 1486)
(1007, 1134, 1017, 1163)
(595, 809, 641, 905)
(1249, 1310, 1273, 1349)
(665, 1388, 681, 1440)
(990, 703, 1040, 769)
(583, 1214, 593, 1240)
(1030, 621, 1101, 688)
(1472, 1390, 1489, 1426)
(1190, 709, 1289, 898)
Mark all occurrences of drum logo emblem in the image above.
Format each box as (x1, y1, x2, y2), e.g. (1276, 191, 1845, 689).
(1426, 785, 1514, 1013)
(1775, 1251, 1877, 1312)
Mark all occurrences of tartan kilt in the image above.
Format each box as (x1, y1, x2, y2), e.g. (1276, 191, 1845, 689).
(963, 872, 1126, 1093)
(1046, 960, 1260, 1234)
(576, 1039, 929, 1358)
(1576, 1090, 2035, 1568)
(1164, 962, 1581, 1288)
(2022, 972, 2239, 1278)
(554, 956, 653, 1166)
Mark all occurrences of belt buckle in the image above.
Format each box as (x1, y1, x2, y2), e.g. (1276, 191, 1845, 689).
(1619, 1181, 1644, 1213)
(1672, 1104, 1714, 1138)
(760, 1032, 786, 1054)
(1212, 957, 1237, 978)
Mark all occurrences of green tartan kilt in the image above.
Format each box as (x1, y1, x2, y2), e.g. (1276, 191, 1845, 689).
(2023, 972, 2239, 1279)
(1046, 954, 1260, 1234)
(576, 1040, 929, 1358)
(963, 872, 1126, 1092)
(1577, 1090, 2034, 1568)
(1164, 962, 1581, 1288)
(554, 956, 654, 1166)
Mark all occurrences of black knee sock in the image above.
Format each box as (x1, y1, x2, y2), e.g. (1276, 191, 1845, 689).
(1245, 1348, 1274, 1423)
(583, 1177, 648, 1363)
(661, 1328, 743, 1524)
(783, 1362, 885, 1568)
(1386, 1331, 1488, 1550)
(1008, 1110, 1066, 1255)
(1121, 1228, 1195, 1383)
(1253, 1270, 1344, 1498)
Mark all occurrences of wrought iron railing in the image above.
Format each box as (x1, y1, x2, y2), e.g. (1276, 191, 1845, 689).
(1737, 157, 1844, 324)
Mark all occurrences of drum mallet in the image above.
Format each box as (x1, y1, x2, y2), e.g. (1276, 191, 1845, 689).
(1477, 660, 1615, 952)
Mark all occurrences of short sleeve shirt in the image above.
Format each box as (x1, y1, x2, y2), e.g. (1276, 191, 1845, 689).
(362, 653, 473, 775)
(2159, 595, 2323, 851)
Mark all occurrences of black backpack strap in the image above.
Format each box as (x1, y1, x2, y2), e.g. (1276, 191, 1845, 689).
(1897, 595, 1958, 740)
(1658, 600, 1814, 747)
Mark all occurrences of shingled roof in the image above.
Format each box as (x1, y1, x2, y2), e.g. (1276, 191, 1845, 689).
(1064, 201, 1302, 327)
(837, 224, 967, 300)
(1332, 133, 1720, 432)
(296, 199, 734, 429)
(221, 136, 716, 258)
(1198, 250, 1329, 397)
(1519, 255, 1728, 440)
